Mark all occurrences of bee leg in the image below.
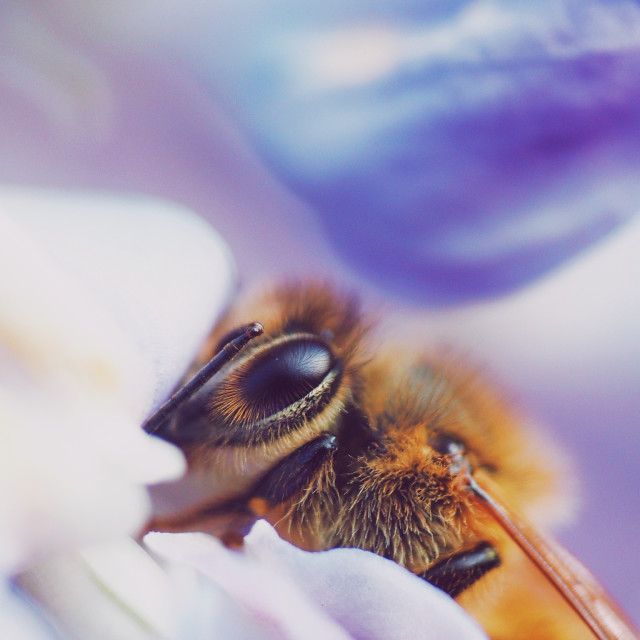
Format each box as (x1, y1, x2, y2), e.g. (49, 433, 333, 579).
(252, 433, 337, 504)
(420, 542, 500, 598)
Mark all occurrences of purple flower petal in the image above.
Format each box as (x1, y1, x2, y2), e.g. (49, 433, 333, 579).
(173, 0, 640, 302)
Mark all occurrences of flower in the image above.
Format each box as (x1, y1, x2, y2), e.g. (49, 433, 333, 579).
(0, 191, 226, 635)
(157, 0, 640, 303)
(146, 521, 488, 640)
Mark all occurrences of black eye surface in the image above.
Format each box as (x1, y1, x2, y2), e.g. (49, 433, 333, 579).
(239, 337, 335, 418)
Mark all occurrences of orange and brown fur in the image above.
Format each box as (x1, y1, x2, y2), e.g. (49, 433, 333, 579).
(151, 281, 626, 639)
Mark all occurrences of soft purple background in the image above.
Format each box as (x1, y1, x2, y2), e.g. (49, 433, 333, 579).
(1, 0, 638, 625)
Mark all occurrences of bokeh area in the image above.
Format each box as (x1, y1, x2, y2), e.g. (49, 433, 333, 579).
(1, 0, 639, 631)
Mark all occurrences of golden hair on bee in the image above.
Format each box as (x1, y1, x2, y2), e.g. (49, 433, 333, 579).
(145, 281, 639, 640)
(191, 281, 370, 451)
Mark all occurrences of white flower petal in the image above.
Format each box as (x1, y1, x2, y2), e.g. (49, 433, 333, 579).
(146, 531, 355, 640)
(0, 580, 57, 640)
(244, 521, 488, 640)
(18, 540, 174, 640)
(146, 523, 488, 640)
(0, 190, 235, 570)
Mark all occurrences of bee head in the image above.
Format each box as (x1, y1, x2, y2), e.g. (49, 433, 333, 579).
(157, 281, 367, 452)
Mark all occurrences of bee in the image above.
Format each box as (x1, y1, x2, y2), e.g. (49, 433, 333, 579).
(144, 282, 639, 640)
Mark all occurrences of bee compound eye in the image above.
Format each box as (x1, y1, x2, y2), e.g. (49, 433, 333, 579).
(429, 434, 467, 474)
(239, 337, 336, 417)
(430, 434, 465, 457)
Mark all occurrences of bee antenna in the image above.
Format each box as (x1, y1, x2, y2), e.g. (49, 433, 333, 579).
(142, 322, 264, 435)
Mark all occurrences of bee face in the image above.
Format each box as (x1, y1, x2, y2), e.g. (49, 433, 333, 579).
(151, 282, 558, 565)
(147, 281, 637, 639)
(169, 282, 366, 449)
(146, 283, 368, 530)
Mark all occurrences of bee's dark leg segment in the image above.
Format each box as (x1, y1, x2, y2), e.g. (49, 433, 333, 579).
(253, 433, 337, 504)
(420, 542, 500, 598)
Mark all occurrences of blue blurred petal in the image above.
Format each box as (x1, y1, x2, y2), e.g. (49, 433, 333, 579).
(178, 0, 640, 302)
